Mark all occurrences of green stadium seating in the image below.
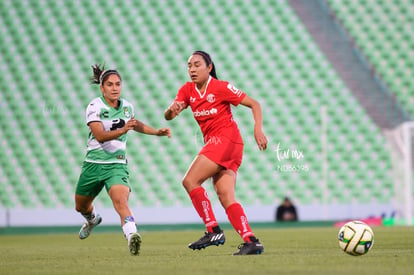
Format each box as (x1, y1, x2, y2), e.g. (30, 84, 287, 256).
(0, 0, 396, 209)
(327, 0, 414, 117)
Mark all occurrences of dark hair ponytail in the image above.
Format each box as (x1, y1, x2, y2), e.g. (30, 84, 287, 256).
(210, 62, 217, 80)
(90, 64, 104, 84)
(90, 63, 121, 85)
(192, 50, 218, 79)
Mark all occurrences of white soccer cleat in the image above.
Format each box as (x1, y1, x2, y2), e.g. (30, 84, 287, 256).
(79, 214, 102, 240)
(128, 232, 142, 256)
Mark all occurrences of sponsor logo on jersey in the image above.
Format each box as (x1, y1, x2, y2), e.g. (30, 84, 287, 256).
(193, 108, 218, 117)
(110, 118, 126, 131)
(206, 93, 215, 103)
(227, 83, 243, 97)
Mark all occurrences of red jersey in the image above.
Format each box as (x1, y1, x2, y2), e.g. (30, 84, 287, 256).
(175, 77, 246, 144)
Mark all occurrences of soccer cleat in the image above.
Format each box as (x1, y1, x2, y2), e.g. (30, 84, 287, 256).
(128, 232, 142, 256)
(233, 239, 264, 255)
(188, 231, 226, 250)
(79, 214, 102, 240)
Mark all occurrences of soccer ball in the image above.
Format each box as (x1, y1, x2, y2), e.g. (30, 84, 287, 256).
(338, 220, 374, 256)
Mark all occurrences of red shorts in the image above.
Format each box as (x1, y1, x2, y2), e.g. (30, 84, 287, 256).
(199, 135, 244, 173)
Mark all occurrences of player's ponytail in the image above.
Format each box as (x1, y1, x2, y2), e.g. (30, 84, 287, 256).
(193, 51, 218, 79)
(210, 62, 217, 80)
(90, 64, 104, 85)
(90, 63, 121, 85)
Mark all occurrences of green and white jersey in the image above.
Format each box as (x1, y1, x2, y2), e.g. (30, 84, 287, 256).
(84, 96, 135, 164)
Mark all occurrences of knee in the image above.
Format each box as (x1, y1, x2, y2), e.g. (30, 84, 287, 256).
(182, 175, 201, 193)
(182, 176, 191, 192)
(111, 196, 129, 209)
(75, 203, 88, 214)
(108, 185, 130, 209)
(75, 205, 82, 213)
(217, 190, 236, 209)
(75, 197, 90, 214)
(216, 190, 226, 203)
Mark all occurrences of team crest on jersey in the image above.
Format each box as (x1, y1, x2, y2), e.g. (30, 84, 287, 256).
(190, 97, 196, 103)
(227, 83, 243, 97)
(124, 107, 131, 118)
(206, 94, 215, 103)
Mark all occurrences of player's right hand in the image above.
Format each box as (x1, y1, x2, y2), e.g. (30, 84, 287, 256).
(168, 101, 186, 116)
(123, 118, 138, 133)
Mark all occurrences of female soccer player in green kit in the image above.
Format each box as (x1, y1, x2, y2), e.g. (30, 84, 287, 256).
(75, 64, 171, 255)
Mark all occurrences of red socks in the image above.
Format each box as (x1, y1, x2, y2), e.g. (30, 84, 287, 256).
(226, 202, 254, 242)
(189, 187, 254, 242)
(189, 187, 218, 232)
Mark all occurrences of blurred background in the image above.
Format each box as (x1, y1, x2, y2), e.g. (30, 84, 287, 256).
(0, 0, 413, 228)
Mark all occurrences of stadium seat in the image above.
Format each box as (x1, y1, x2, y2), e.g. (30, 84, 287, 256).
(327, 0, 414, 117)
(0, 0, 395, 209)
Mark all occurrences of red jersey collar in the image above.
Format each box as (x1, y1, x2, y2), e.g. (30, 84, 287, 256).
(195, 75, 212, 99)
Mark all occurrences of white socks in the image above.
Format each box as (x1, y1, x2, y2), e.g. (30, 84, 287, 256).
(82, 208, 97, 224)
(122, 215, 137, 241)
(122, 222, 137, 241)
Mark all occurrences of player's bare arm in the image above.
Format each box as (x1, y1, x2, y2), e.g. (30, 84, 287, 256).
(88, 121, 134, 143)
(240, 95, 268, 151)
(164, 101, 186, 120)
(131, 118, 171, 138)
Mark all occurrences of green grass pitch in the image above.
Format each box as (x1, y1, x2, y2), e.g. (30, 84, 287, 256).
(1, 226, 413, 274)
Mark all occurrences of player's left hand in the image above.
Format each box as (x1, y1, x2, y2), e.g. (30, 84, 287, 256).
(254, 126, 267, 151)
(157, 128, 171, 138)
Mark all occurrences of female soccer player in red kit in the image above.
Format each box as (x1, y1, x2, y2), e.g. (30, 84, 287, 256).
(164, 51, 268, 255)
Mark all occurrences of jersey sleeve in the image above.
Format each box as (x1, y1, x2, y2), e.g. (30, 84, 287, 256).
(85, 102, 101, 125)
(222, 81, 247, 106)
(174, 83, 190, 108)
